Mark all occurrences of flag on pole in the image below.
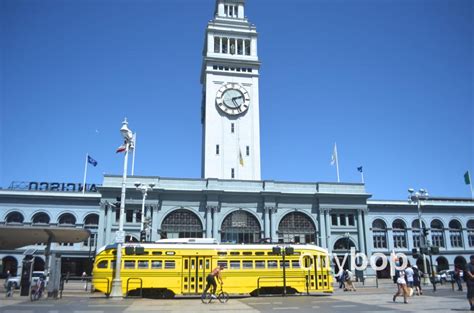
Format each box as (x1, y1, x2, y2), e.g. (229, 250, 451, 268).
(464, 171, 471, 185)
(239, 148, 244, 166)
(116, 141, 127, 153)
(87, 155, 98, 167)
(330, 143, 340, 182)
(330, 145, 337, 166)
(357, 166, 363, 173)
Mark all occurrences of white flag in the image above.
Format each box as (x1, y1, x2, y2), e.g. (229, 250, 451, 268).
(330, 143, 337, 165)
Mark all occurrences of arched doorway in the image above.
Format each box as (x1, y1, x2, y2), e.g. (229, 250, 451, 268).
(332, 237, 356, 273)
(221, 210, 261, 243)
(375, 257, 391, 279)
(161, 209, 203, 239)
(277, 212, 316, 244)
(416, 257, 430, 274)
(454, 256, 467, 269)
(5, 211, 24, 224)
(436, 256, 449, 272)
(33, 257, 45, 271)
(2, 256, 18, 277)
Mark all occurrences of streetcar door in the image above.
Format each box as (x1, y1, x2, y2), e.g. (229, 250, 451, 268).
(317, 255, 330, 290)
(181, 257, 212, 294)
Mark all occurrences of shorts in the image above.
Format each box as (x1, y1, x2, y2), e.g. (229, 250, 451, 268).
(407, 281, 414, 288)
(467, 284, 474, 299)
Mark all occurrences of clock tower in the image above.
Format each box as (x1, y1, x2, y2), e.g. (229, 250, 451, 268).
(201, 0, 261, 180)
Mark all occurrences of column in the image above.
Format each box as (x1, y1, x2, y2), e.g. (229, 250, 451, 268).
(357, 210, 364, 253)
(212, 206, 219, 239)
(218, 3, 224, 16)
(97, 201, 107, 247)
(251, 37, 257, 56)
(462, 228, 470, 251)
(208, 33, 214, 54)
(150, 202, 160, 241)
(270, 207, 277, 242)
(105, 203, 114, 245)
(264, 206, 271, 238)
(444, 229, 452, 250)
(318, 208, 327, 249)
(237, 4, 244, 18)
(206, 206, 213, 238)
(324, 209, 330, 251)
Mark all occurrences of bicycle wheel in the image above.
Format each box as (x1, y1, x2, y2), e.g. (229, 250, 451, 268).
(201, 292, 212, 304)
(218, 292, 229, 303)
(30, 290, 37, 301)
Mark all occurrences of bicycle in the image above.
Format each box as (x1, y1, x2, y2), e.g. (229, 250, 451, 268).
(30, 280, 45, 301)
(201, 286, 229, 304)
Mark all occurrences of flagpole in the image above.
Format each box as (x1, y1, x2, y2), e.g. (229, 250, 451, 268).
(335, 143, 340, 182)
(82, 153, 88, 194)
(360, 171, 364, 184)
(131, 132, 136, 176)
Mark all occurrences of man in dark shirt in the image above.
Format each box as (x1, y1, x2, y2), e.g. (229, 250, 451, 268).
(466, 255, 474, 311)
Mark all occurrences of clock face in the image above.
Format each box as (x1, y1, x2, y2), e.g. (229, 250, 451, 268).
(216, 83, 250, 115)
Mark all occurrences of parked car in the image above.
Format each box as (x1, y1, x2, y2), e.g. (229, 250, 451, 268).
(31, 271, 47, 285)
(435, 270, 455, 283)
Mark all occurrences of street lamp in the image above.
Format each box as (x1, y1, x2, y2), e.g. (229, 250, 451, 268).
(408, 188, 431, 286)
(110, 118, 134, 299)
(135, 182, 155, 242)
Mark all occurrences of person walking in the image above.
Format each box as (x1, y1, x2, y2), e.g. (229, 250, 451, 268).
(393, 269, 409, 304)
(413, 265, 423, 296)
(454, 266, 463, 291)
(465, 255, 474, 311)
(344, 269, 356, 291)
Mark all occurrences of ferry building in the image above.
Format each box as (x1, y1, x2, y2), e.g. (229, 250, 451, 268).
(1, 0, 473, 280)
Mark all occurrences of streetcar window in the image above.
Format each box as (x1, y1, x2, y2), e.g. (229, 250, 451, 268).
(138, 260, 149, 269)
(217, 260, 227, 269)
(217, 251, 227, 256)
(124, 260, 135, 269)
(255, 251, 265, 256)
(165, 251, 175, 256)
(165, 261, 175, 269)
(242, 252, 252, 256)
(111, 261, 116, 269)
(292, 260, 300, 269)
(97, 260, 108, 269)
(267, 260, 278, 268)
(152, 251, 162, 255)
(282, 260, 290, 268)
(255, 261, 265, 269)
(230, 261, 240, 269)
(230, 252, 240, 256)
(151, 260, 162, 269)
(242, 261, 253, 269)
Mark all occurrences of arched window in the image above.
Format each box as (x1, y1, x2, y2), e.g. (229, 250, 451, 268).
(221, 210, 261, 244)
(161, 209, 203, 239)
(372, 219, 387, 249)
(467, 220, 474, 247)
(431, 219, 445, 248)
(411, 219, 426, 248)
(449, 220, 463, 248)
(58, 213, 76, 226)
(278, 212, 316, 244)
(5, 211, 24, 224)
(83, 214, 99, 248)
(392, 219, 407, 248)
(32, 212, 50, 225)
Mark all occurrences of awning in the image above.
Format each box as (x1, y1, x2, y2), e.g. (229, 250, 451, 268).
(0, 226, 90, 249)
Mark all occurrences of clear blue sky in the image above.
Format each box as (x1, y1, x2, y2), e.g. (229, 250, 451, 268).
(1, 0, 472, 200)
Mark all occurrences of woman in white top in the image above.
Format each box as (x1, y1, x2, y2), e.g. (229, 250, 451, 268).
(393, 269, 409, 304)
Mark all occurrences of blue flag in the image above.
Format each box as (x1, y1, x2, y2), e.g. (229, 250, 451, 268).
(88, 155, 98, 167)
(357, 166, 363, 173)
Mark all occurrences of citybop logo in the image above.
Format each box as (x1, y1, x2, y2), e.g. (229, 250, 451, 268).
(298, 248, 409, 276)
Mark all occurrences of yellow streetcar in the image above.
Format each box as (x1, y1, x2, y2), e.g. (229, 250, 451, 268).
(92, 238, 333, 298)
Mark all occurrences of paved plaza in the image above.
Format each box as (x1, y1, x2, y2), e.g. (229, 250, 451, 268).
(1, 280, 471, 313)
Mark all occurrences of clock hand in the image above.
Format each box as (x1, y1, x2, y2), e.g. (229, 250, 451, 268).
(232, 96, 243, 100)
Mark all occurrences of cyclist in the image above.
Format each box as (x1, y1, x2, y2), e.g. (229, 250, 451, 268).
(202, 265, 224, 299)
